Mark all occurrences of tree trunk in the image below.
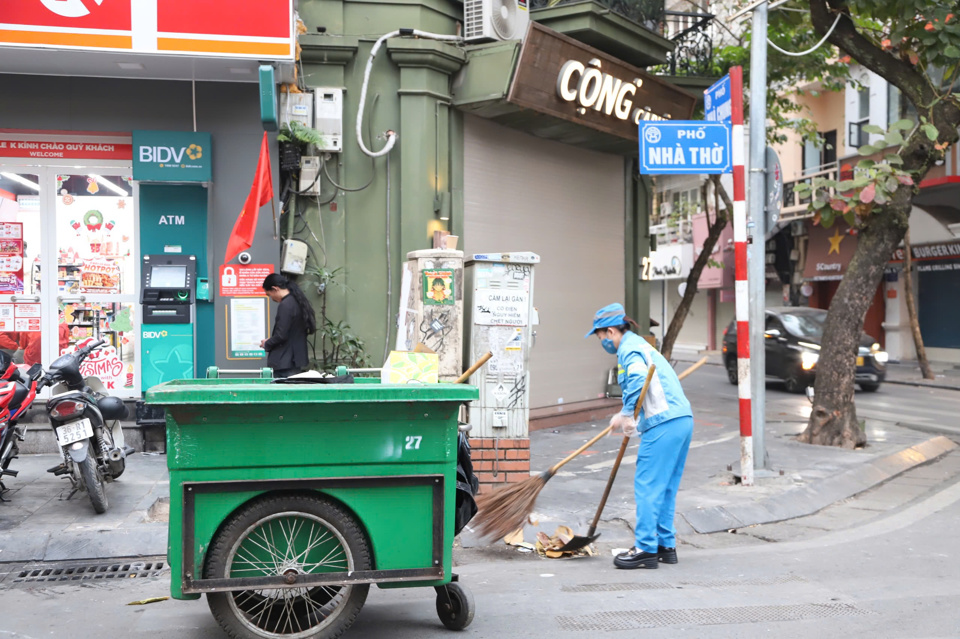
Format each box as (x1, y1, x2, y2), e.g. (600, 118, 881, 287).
(660, 177, 730, 360)
(798, 192, 911, 448)
(902, 229, 935, 380)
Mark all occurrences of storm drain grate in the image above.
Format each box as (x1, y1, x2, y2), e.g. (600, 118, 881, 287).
(562, 575, 806, 593)
(557, 603, 870, 631)
(12, 557, 169, 585)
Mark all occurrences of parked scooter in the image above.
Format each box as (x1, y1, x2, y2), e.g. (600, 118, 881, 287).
(0, 354, 43, 498)
(42, 339, 132, 514)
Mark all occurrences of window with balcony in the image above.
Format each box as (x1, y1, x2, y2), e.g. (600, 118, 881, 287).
(803, 130, 837, 175)
(848, 85, 870, 148)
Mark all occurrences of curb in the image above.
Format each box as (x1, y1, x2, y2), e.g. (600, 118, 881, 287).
(883, 378, 960, 392)
(0, 525, 168, 564)
(678, 435, 958, 534)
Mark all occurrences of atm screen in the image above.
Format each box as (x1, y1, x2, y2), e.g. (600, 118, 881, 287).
(150, 265, 187, 288)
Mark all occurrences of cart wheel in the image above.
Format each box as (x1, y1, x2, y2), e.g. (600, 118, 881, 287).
(435, 582, 475, 631)
(204, 493, 371, 639)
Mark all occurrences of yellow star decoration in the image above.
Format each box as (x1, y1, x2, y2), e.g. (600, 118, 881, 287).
(827, 228, 844, 255)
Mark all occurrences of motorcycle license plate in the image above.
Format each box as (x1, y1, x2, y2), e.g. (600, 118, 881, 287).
(856, 356, 864, 366)
(56, 418, 93, 446)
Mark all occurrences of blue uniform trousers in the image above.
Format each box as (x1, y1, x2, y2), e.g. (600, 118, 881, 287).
(634, 415, 694, 553)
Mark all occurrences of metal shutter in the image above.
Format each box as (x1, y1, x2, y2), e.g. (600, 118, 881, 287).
(463, 115, 626, 409)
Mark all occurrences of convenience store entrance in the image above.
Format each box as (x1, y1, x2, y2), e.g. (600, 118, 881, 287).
(0, 163, 140, 397)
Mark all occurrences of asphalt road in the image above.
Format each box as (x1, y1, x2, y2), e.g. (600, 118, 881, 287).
(1, 367, 958, 638)
(1, 456, 958, 638)
(682, 362, 960, 439)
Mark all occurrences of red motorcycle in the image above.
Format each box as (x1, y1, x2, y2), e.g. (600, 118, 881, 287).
(0, 353, 43, 498)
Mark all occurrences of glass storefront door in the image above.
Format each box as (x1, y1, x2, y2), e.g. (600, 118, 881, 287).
(0, 165, 139, 397)
(0, 169, 44, 371)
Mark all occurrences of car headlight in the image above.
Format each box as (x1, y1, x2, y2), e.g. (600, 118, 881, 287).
(874, 351, 888, 363)
(800, 350, 819, 371)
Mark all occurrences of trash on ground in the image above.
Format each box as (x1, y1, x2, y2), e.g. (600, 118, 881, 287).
(503, 528, 536, 552)
(127, 596, 170, 606)
(536, 526, 596, 558)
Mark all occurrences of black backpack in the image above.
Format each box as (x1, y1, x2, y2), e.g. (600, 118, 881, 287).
(454, 429, 479, 535)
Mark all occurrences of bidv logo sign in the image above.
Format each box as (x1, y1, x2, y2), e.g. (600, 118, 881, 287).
(41, 0, 104, 18)
(139, 143, 204, 165)
(133, 131, 211, 182)
(143, 330, 169, 340)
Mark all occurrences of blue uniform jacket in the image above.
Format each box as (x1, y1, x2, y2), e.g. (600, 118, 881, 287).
(617, 331, 693, 432)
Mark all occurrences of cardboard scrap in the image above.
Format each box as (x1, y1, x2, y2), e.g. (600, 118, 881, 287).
(503, 528, 536, 552)
(535, 526, 596, 559)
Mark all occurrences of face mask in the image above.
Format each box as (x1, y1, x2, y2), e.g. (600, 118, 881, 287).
(601, 337, 618, 354)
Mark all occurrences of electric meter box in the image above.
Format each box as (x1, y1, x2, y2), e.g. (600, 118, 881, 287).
(463, 252, 540, 439)
(314, 88, 343, 152)
(281, 239, 309, 275)
(279, 92, 314, 129)
(395, 249, 464, 381)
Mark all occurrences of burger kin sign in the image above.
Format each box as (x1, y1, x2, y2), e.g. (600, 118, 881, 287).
(0, 0, 294, 59)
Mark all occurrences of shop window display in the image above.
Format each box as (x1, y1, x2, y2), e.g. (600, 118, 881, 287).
(0, 171, 43, 366)
(55, 174, 136, 391)
(54, 174, 134, 295)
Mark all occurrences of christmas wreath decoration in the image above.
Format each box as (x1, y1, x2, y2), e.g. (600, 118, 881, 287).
(83, 209, 104, 231)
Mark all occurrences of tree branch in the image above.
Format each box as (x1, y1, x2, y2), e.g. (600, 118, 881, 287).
(809, 0, 937, 110)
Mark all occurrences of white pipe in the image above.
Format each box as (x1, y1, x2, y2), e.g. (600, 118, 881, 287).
(356, 29, 462, 158)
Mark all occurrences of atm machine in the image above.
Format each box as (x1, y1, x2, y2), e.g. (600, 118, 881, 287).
(139, 254, 197, 391)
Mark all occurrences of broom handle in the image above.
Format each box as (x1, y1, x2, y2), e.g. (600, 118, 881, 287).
(586, 364, 656, 535)
(547, 425, 616, 474)
(677, 356, 708, 381)
(455, 351, 493, 384)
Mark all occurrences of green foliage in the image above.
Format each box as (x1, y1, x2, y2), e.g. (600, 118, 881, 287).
(277, 121, 326, 149)
(850, 2, 960, 73)
(792, 123, 917, 228)
(302, 266, 372, 370)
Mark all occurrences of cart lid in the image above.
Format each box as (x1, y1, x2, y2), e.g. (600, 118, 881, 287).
(144, 379, 479, 406)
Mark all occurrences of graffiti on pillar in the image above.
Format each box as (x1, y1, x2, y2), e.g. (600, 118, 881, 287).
(420, 307, 453, 353)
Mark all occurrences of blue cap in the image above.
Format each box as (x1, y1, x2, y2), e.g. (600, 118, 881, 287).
(585, 303, 626, 338)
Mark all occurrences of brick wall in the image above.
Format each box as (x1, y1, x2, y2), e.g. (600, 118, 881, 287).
(469, 437, 530, 493)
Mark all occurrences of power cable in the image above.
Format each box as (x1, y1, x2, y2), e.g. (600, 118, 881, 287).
(767, 12, 842, 57)
(356, 29, 462, 157)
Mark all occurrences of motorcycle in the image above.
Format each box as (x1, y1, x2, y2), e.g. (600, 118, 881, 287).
(0, 354, 43, 498)
(43, 339, 132, 514)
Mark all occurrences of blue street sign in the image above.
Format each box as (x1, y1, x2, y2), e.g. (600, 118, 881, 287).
(704, 74, 732, 124)
(639, 121, 732, 175)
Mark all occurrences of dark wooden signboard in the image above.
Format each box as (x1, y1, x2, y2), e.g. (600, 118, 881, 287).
(508, 23, 697, 142)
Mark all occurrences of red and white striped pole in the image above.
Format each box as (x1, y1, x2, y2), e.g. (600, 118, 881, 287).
(730, 66, 753, 486)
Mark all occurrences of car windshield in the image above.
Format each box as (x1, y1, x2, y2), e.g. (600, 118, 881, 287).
(779, 312, 826, 339)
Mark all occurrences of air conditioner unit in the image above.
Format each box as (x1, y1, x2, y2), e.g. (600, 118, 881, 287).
(464, 0, 530, 42)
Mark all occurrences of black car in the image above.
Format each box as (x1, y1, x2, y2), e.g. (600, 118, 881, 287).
(722, 307, 887, 393)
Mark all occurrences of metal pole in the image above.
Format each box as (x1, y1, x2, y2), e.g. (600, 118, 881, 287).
(662, 280, 667, 343)
(748, 1, 768, 471)
(729, 66, 753, 486)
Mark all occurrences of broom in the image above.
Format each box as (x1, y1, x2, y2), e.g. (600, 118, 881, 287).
(473, 364, 657, 541)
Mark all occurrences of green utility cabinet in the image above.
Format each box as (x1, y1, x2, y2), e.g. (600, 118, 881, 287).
(145, 378, 479, 638)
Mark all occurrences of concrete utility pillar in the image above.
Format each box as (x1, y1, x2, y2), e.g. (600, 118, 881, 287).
(388, 40, 466, 261)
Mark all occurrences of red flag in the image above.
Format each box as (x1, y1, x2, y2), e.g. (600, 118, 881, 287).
(225, 132, 273, 263)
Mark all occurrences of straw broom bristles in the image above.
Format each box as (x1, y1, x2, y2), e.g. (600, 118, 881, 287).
(471, 423, 616, 541)
(473, 471, 551, 541)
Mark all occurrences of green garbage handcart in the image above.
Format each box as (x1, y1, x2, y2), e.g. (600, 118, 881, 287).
(146, 374, 479, 639)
